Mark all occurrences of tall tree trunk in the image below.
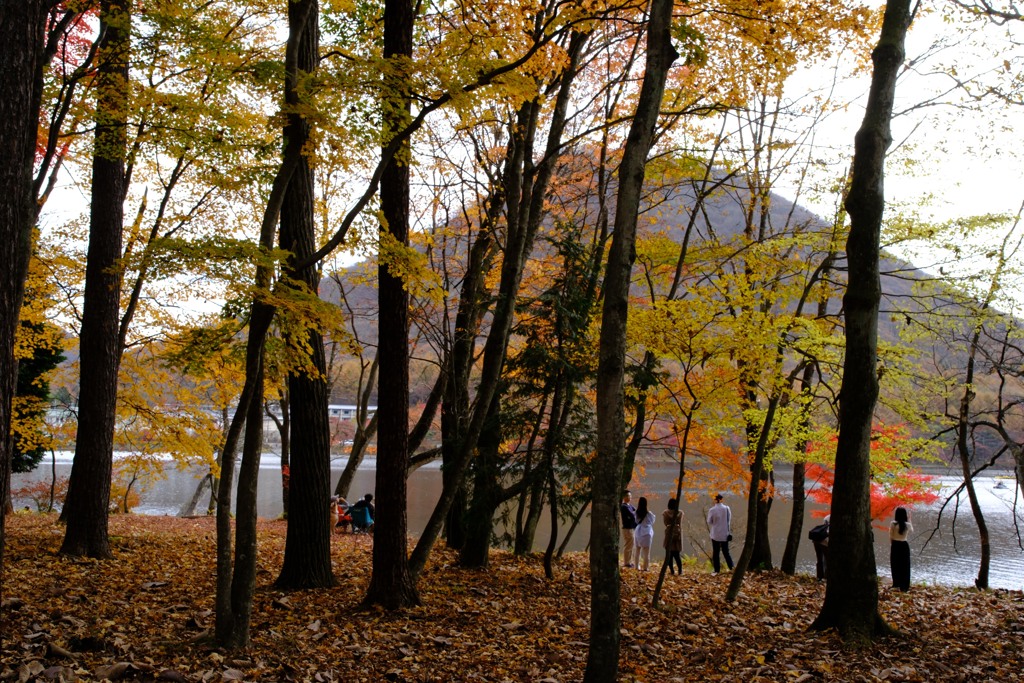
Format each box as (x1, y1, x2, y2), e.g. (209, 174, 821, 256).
(362, 0, 419, 609)
(60, 0, 130, 559)
(275, 0, 334, 590)
(584, 1, 676, 679)
(810, 0, 911, 644)
(0, 0, 60, 571)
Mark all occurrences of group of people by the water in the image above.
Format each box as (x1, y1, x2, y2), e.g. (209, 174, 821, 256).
(619, 489, 915, 590)
(620, 490, 735, 574)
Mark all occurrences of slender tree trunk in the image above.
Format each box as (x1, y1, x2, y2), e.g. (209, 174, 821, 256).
(439, 199, 499, 552)
(363, 0, 419, 609)
(0, 0, 57, 573)
(334, 411, 376, 499)
(781, 349, 824, 574)
(584, 2, 676, 679)
(811, 0, 911, 644)
(60, 0, 130, 559)
(278, 394, 290, 517)
(215, 302, 273, 648)
(781, 460, 806, 575)
(227, 370, 266, 646)
(557, 499, 590, 558)
(652, 421, 691, 608)
(957, 376, 990, 589)
(517, 467, 547, 554)
(179, 473, 211, 518)
(212, 0, 316, 640)
(726, 397, 779, 601)
(1015, 445, 1024, 504)
(460, 395, 502, 567)
(750, 470, 774, 570)
(333, 355, 378, 500)
(276, 0, 334, 590)
(208, 406, 232, 516)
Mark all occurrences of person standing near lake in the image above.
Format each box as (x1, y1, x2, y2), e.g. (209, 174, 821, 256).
(632, 496, 656, 571)
(662, 497, 684, 574)
(890, 507, 913, 591)
(620, 491, 638, 568)
(707, 493, 734, 574)
(810, 514, 830, 581)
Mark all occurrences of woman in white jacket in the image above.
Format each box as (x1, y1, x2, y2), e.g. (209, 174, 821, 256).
(632, 496, 656, 571)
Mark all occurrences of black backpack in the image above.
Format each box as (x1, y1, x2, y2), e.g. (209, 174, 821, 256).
(808, 522, 829, 542)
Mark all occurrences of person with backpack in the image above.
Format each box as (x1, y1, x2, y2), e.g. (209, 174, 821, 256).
(808, 514, 830, 581)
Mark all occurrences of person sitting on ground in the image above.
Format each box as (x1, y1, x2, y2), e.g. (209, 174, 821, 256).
(330, 496, 350, 533)
(348, 493, 375, 532)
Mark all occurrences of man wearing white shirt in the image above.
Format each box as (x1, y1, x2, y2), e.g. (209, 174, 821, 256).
(706, 493, 734, 574)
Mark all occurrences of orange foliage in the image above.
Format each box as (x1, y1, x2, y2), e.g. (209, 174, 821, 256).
(11, 476, 69, 512)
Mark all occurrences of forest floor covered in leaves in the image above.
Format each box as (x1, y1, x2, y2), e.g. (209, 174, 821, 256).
(2, 514, 1022, 682)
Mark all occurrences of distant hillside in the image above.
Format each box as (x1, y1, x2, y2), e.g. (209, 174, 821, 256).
(315, 172, 1015, 463)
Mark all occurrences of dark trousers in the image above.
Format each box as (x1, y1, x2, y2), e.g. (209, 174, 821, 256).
(813, 541, 828, 580)
(667, 550, 682, 574)
(891, 540, 911, 591)
(712, 539, 733, 572)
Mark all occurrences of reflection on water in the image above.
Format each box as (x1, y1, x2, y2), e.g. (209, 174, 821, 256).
(12, 453, 1022, 590)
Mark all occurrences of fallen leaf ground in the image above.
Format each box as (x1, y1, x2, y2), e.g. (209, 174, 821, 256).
(2, 514, 1022, 682)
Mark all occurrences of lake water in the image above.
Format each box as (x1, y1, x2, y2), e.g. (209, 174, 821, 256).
(12, 452, 1023, 590)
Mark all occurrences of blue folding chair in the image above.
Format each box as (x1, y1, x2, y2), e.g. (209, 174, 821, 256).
(349, 504, 373, 533)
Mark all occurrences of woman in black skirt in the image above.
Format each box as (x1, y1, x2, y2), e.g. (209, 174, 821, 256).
(889, 507, 913, 591)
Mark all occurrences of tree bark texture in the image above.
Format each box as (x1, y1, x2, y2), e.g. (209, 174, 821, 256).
(60, 0, 130, 559)
(0, 0, 56, 570)
(363, 0, 419, 609)
(275, 0, 334, 591)
(584, 0, 676, 679)
(811, 0, 911, 644)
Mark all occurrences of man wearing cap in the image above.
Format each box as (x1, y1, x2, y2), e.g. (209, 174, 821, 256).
(707, 493, 734, 574)
(620, 491, 638, 568)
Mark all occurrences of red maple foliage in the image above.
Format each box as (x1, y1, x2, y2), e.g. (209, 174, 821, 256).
(805, 423, 940, 525)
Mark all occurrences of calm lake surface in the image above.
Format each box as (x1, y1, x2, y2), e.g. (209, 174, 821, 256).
(13, 452, 1023, 591)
